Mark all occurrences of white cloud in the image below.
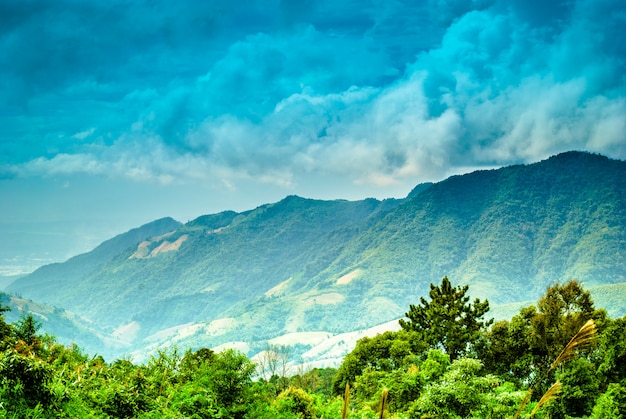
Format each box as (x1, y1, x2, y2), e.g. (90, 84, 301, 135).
(72, 128, 96, 140)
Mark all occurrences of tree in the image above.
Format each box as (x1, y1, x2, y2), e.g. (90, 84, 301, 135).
(552, 357, 600, 417)
(14, 313, 41, 346)
(525, 280, 605, 388)
(399, 276, 492, 360)
(475, 307, 536, 384)
(332, 330, 427, 395)
(592, 383, 626, 419)
(208, 349, 256, 415)
(0, 301, 12, 347)
(597, 316, 626, 386)
(409, 357, 521, 419)
(273, 386, 316, 419)
(257, 343, 292, 393)
(477, 280, 605, 417)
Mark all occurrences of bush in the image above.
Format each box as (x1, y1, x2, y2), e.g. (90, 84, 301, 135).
(274, 386, 316, 419)
(592, 383, 626, 419)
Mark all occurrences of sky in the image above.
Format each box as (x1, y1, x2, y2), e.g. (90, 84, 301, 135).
(1, 0, 625, 274)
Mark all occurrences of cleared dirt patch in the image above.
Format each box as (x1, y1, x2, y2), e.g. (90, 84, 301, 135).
(206, 318, 237, 335)
(129, 234, 189, 259)
(336, 269, 363, 285)
(264, 278, 291, 297)
(268, 331, 333, 346)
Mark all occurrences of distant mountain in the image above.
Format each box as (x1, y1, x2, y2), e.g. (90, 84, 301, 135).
(9, 217, 182, 300)
(0, 274, 19, 290)
(8, 151, 626, 361)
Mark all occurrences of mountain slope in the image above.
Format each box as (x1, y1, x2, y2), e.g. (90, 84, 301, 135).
(7, 217, 182, 303)
(10, 197, 402, 338)
(0, 291, 125, 358)
(7, 151, 626, 360)
(275, 151, 626, 333)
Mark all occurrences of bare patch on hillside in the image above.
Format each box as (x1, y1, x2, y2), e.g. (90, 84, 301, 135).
(268, 331, 333, 346)
(299, 319, 402, 367)
(283, 292, 345, 333)
(129, 234, 188, 259)
(206, 318, 237, 336)
(145, 322, 204, 344)
(149, 234, 188, 256)
(336, 269, 363, 285)
(213, 341, 249, 353)
(206, 226, 229, 235)
(145, 323, 194, 343)
(264, 278, 291, 297)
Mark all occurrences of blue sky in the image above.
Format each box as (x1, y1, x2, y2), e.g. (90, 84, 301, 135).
(1, 0, 625, 274)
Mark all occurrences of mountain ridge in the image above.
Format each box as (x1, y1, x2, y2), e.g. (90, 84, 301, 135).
(7, 151, 626, 360)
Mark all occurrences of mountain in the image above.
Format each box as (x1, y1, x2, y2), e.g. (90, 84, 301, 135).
(0, 291, 126, 359)
(7, 151, 626, 361)
(9, 217, 182, 300)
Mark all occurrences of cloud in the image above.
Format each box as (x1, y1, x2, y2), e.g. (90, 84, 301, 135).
(1, 0, 625, 192)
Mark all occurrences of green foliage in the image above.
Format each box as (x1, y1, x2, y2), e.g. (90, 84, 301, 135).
(274, 386, 316, 419)
(478, 280, 606, 393)
(551, 357, 600, 417)
(208, 349, 256, 411)
(474, 310, 536, 385)
(0, 302, 12, 350)
(399, 277, 492, 360)
(596, 315, 626, 385)
(419, 349, 451, 381)
(591, 383, 626, 419)
(167, 382, 220, 419)
(408, 357, 519, 419)
(289, 367, 336, 397)
(1, 280, 626, 418)
(530, 281, 600, 360)
(332, 330, 427, 395)
(0, 348, 54, 411)
(13, 314, 41, 345)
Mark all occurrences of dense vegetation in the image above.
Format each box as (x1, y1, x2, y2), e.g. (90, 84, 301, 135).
(2, 279, 624, 418)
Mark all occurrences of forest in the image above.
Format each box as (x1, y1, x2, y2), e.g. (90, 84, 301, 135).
(1, 278, 625, 418)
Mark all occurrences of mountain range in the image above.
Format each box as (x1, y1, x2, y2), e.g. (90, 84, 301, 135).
(5, 151, 626, 363)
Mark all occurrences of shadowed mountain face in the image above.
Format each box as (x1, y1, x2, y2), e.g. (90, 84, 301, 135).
(7, 151, 626, 359)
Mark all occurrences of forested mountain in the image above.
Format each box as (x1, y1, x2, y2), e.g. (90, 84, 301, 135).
(7, 151, 626, 360)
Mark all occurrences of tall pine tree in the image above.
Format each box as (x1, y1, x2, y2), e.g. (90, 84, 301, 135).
(399, 276, 492, 360)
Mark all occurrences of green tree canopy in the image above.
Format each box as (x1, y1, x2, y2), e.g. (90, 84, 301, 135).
(0, 300, 12, 347)
(521, 280, 606, 383)
(332, 330, 427, 395)
(14, 314, 41, 346)
(399, 276, 492, 360)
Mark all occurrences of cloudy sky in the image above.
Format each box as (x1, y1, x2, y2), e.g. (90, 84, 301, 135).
(1, 0, 625, 274)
